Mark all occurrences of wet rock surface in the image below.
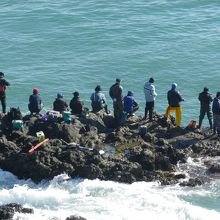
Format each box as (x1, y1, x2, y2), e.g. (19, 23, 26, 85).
(0, 203, 34, 219)
(0, 203, 87, 220)
(66, 215, 87, 220)
(0, 111, 219, 186)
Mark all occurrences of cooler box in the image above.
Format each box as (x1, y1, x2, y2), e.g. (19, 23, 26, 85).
(62, 111, 72, 122)
(47, 110, 61, 122)
(139, 126, 148, 136)
(12, 120, 23, 130)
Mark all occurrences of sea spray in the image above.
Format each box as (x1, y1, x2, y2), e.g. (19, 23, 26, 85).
(1, 169, 220, 220)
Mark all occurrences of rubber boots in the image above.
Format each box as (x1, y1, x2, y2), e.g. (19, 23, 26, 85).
(209, 120, 213, 129)
(198, 119, 202, 129)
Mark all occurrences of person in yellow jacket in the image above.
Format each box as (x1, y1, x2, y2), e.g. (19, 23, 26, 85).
(165, 83, 184, 126)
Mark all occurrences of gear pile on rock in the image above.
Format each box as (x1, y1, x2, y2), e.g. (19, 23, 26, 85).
(0, 110, 220, 186)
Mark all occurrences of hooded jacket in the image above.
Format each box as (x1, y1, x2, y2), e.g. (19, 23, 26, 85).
(167, 89, 184, 107)
(144, 82, 157, 102)
(124, 95, 138, 113)
(53, 98, 68, 112)
(70, 97, 84, 114)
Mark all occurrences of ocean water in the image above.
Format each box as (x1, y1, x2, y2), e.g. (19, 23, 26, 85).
(1, 0, 220, 219)
(1, 0, 220, 123)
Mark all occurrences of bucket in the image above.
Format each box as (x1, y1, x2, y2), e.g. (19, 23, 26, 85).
(12, 120, 23, 130)
(189, 120, 197, 128)
(139, 126, 148, 136)
(36, 131, 45, 142)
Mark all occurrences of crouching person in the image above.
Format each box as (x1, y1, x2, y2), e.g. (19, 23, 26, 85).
(70, 91, 84, 115)
(124, 91, 139, 117)
(90, 85, 110, 114)
(28, 88, 43, 115)
(53, 93, 68, 113)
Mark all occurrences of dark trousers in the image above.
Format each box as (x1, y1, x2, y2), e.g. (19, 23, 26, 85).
(0, 95, 6, 113)
(113, 101, 124, 125)
(199, 106, 213, 128)
(92, 102, 109, 114)
(132, 105, 139, 113)
(213, 114, 220, 134)
(145, 101, 154, 120)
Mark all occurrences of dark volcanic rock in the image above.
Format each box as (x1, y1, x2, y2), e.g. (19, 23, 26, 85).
(0, 111, 218, 186)
(29, 119, 81, 143)
(155, 153, 173, 171)
(180, 178, 203, 187)
(0, 203, 34, 219)
(207, 163, 220, 173)
(127, 147, 155, 171)
(66, 215, 87, 220)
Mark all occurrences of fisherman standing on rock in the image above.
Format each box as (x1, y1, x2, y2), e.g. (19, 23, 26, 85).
(198, 87, 213, 129)
(0, 72, 10, 114)
(109, 78, 124, 125)
(144, 77, 157, 121)
(165, 83, 184, 127)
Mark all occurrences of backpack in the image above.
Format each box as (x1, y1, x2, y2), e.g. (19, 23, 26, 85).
(9, 107, 22, 120)
(0, 84, 5, 93)
(109, 84, 116, 99)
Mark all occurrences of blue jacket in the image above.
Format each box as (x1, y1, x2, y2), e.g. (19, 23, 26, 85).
(28, 94, 42, 113)
(124, 95, 138, 113)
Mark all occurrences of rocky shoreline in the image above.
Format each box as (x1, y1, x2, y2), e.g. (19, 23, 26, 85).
(0, 203, 86, 220)
(0, 110, 220, 187)
(0, 203, 33, 220)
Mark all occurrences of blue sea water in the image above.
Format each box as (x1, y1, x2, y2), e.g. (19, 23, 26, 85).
(0, 0, 220, 219)
(1, 0, 220, 123)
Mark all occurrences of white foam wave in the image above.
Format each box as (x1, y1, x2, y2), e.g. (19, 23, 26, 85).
(0, 170, 220, 220)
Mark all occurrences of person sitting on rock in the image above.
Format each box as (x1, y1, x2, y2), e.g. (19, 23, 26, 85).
(198, 87, 213, 129)
(212, 92, 220, 135)
(90, 85, 110, 114)
(53, 93, 68, 113)
(28, 88, 43, 115)
(70, 91, 84, 115)
(165, 83, 184, 127)
(123, 91, 139, 117)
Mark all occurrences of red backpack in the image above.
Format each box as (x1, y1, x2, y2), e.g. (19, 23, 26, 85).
(0, 84, 5, 93)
